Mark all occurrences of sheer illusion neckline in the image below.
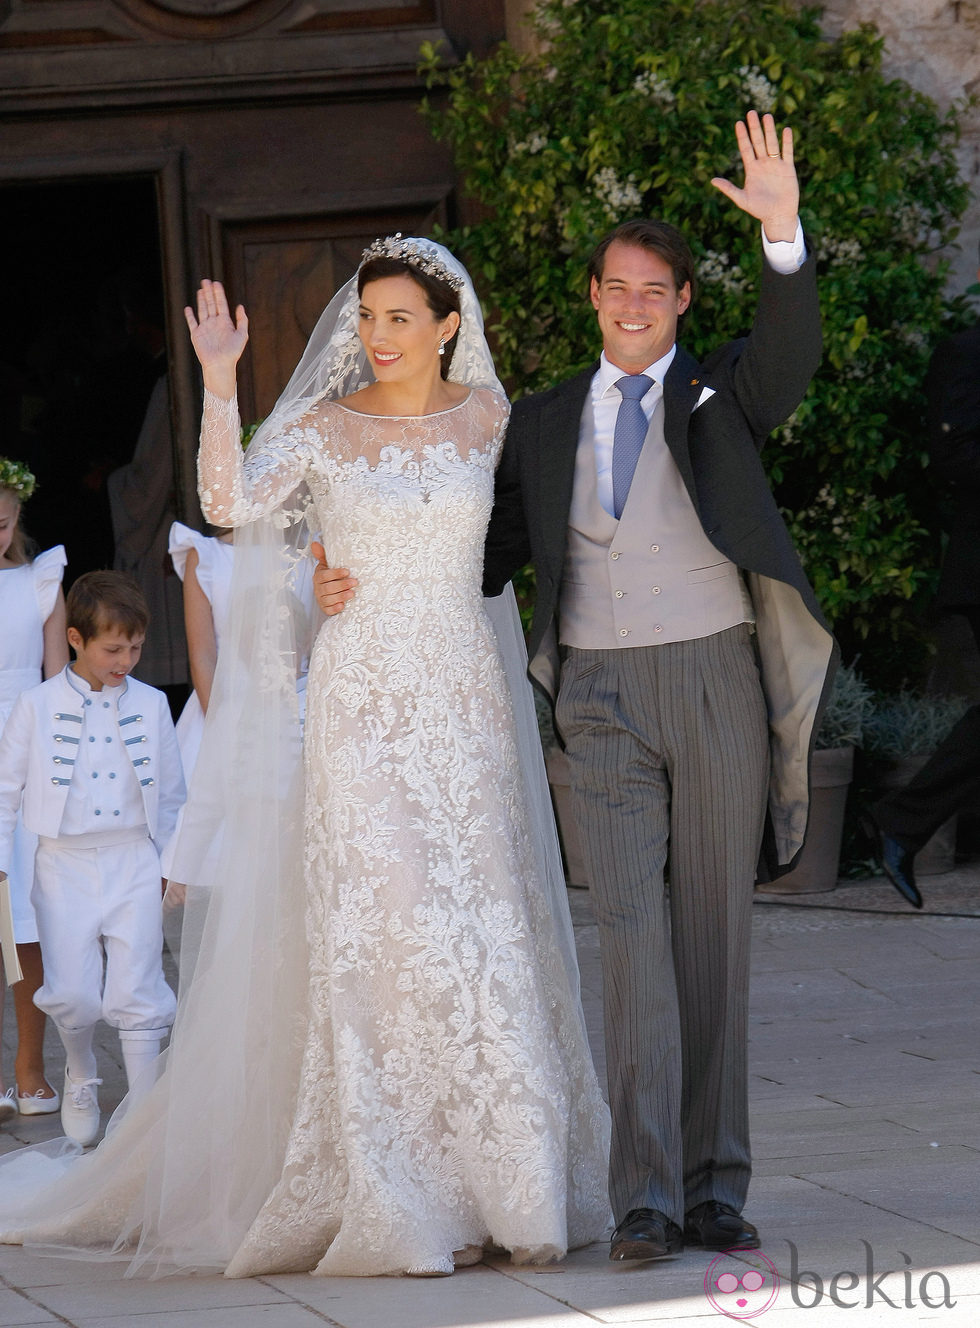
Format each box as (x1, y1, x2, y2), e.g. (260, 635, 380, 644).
(333, 389, 474, 420)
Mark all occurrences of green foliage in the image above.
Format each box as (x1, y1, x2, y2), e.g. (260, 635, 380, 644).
(864, 690, 968, 759)
(815, 661, 873, 749)
(421, 0, 975, 688)
(241, 419, 263, 448)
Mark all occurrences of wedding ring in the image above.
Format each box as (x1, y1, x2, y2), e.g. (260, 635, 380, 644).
(767, 151, 780, 157)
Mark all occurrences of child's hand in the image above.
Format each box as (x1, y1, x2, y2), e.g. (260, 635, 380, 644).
(163, 880, 186, 909)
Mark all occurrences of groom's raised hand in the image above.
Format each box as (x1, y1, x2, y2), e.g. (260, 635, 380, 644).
(710, 110, 799, 244)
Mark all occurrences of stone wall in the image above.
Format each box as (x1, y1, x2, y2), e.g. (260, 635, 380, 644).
(815, 0, 980, 293)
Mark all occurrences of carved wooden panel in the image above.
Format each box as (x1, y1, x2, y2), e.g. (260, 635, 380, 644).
(0, 2, 504, 114)
(0, 0, 440, 51)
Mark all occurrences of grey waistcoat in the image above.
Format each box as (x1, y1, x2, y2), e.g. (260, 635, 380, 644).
(559, 398, 750, 649)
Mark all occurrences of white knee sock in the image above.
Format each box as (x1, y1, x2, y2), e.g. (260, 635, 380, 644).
(57, 1024, 98, 1082)
(119, 1034, 163, 1101)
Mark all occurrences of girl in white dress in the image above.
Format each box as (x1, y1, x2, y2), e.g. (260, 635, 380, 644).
(161, 521, 314, 884)
(0, 459, 67, 1121)
(157, 523, 234, 890)
(0, 241, 609, 1277)
(168, 523, 235, 762)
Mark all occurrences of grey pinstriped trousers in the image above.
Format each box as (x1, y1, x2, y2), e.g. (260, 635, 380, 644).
(554, 624, 770, 1225)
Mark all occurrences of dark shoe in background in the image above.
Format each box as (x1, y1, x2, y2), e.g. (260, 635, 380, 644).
(864, 815, 923, 908)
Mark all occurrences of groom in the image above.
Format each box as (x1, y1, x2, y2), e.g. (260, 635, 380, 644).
(481, 111, 836, 1260)
(313, 112, 836, 1259)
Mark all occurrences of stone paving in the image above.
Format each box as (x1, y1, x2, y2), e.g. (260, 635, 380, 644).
(1, 869, 978, 1326)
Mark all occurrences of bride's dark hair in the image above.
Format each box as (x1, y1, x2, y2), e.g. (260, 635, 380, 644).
(357, 256, 461, 379)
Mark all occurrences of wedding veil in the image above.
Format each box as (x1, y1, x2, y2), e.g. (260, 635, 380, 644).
(0, 238, 585, 1275)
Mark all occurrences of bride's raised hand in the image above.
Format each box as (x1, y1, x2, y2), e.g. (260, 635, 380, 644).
(184, 279, 248, 397)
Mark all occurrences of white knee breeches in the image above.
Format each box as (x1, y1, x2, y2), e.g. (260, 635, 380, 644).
(32, 833, 176, 1035)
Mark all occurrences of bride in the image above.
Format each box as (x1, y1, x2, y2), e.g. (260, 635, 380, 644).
(0, 237, 610, 1278)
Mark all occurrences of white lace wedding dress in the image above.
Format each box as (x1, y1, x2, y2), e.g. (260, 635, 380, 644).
(0, 382, 609, 1277)
(199, 384, 610, 1276)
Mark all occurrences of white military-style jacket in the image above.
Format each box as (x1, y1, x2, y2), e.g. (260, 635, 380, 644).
(0, 667, 185, 869)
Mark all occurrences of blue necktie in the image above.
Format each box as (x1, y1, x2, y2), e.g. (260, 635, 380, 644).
(611, 374, 653, 519)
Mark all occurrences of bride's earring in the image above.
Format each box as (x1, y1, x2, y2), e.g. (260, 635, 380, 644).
(438, 337, 446, 357)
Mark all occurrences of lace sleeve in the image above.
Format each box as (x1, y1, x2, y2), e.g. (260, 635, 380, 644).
(197, 390, 312, 526)
(478, 388, 511, 465)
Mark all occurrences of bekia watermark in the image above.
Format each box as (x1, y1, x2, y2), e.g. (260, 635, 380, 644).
(704, 1242, 956, 1319)
(704, 1250, 780, 1319)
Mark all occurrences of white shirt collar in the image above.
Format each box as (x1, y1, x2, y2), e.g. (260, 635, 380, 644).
(596, 345, 677, 398)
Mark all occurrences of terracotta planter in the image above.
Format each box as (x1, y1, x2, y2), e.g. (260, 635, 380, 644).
(877, 756, 957, 876)
(544, 747, 590, 889)
(763, 745, 854, 895)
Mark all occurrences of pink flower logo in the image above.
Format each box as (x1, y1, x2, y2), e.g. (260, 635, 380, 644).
(704, 1250, 781, 1319)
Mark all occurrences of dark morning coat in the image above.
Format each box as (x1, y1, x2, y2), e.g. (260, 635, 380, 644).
(483, 250, 839, 879)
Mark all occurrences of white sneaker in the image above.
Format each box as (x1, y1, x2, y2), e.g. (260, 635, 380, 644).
(61, 1071, 102, 1146)
(0, 1088, 16, 1125)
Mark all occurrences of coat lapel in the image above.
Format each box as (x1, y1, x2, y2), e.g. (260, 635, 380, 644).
(663, 346, 705, 508)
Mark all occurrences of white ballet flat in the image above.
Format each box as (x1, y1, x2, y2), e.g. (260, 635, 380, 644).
(0, 1088, 17, 1124)
(17, 1085, 61, 1115)
(404, 1255, 454, 1277)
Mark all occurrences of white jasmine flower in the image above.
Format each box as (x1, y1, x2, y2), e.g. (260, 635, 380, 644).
(697, 249, 749, 294)
(895, 325, 928, 353)
(893, 201, 929, 245)
(820, 235, 862, 265)
(593, 166, 642, 219)
(632, 71, 677, 108)
(738, 64, 778, 113)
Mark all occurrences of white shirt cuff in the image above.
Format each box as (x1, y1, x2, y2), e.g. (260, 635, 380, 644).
(761, 219, 806, 274)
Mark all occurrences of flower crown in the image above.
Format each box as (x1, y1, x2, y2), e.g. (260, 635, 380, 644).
(359, 234, 464, 292)
(0, 457, 36, 500)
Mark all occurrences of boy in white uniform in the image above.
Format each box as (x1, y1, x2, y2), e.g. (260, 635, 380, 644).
(0, 571, 184, 1144)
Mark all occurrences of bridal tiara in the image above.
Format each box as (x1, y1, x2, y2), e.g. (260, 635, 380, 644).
(360, 234, 465, 292)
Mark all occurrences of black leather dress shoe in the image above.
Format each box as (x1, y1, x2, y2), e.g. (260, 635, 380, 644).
(879, 832, 923, 909)
(863, 814, 923, 908)
(609, 1208, 683, 1262)
(684, 1201, 760, 1251)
